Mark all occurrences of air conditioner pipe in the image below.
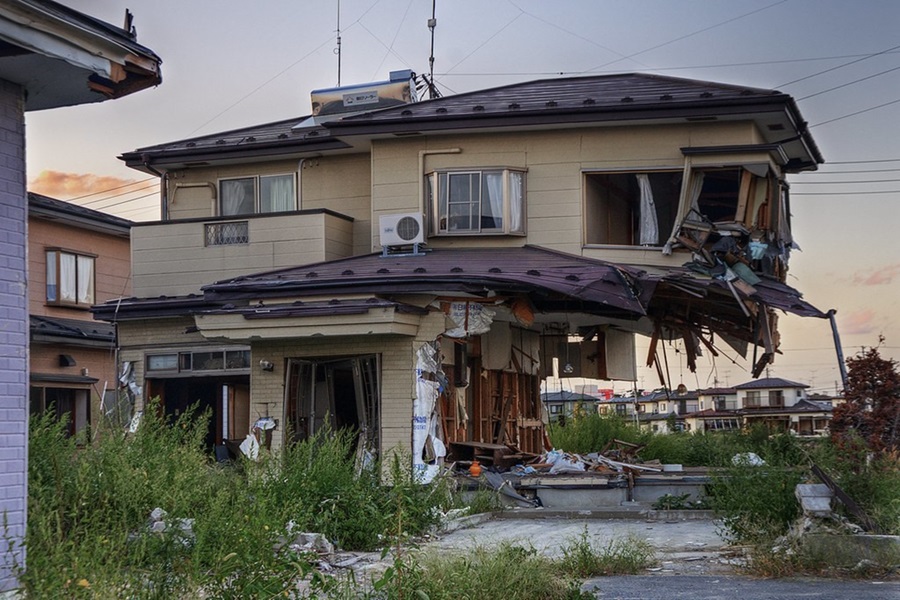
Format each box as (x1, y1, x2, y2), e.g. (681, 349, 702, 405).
(417, 147, 461, 219)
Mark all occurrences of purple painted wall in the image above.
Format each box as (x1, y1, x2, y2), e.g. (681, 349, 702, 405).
(0, 78, 27, 592)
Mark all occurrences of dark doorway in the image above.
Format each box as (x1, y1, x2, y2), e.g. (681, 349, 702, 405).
(285, 355, 380, 456)
(148, 375, 250, 450)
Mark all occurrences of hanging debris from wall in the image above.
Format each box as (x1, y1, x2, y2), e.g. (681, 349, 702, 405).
(412, 341, 446, 482)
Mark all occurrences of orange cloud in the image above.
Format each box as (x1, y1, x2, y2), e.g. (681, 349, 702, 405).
(28, 170, 144, 200)
(840, 309, 877, 335)
(852, 263, 900, 286)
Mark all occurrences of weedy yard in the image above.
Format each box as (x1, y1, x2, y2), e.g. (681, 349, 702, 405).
(18, 347, 900, 598)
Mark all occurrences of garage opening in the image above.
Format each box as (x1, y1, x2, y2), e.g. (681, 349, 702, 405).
(285, 354, 380, 456)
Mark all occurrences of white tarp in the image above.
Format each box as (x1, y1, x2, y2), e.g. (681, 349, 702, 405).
(412, 343, 445, 483)
(444, 301, 495, 338)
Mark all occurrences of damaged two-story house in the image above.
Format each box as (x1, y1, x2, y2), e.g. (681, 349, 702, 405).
(93, 72, 827, 474)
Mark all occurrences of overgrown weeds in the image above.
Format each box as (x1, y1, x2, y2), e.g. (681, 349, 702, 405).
(23, 404, 455, 598)
(371, 542, 591, 600)
(559, 528, 656, 577)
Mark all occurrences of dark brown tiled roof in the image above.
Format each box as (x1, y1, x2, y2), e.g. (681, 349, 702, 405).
(123, 73, 822, 170)
(29, 192, 132, 232)
(734, 377, 810, 390)
(339, 73, 783, 125)
(30, 315, 115, 343)
(202, 245, 645, 318)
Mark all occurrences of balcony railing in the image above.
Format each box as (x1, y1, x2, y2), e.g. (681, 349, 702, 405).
(205, 221, 249, 246)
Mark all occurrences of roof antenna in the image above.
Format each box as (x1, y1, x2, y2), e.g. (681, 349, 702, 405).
(335, 0, 342, 86)
(425, 0, 440, 99)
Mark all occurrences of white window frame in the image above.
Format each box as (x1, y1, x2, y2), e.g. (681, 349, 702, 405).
(219, 173, 297, 216)
(426, 168, 526, 236)
(45, 249, 95, 308)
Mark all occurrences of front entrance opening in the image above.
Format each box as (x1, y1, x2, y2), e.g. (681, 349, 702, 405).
(285, 355, 380, 455)
(146, 376, 250, 450)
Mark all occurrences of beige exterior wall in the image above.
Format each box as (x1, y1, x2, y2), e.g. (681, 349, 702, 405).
(370, 121, 773, 266)
(117, 311, 447, 456)
(164, 155, 373, 255)
(298, 154, 373, 256)
(131, 211, 353, 297)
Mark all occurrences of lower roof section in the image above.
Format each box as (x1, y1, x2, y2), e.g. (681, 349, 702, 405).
(194, 297, 427, 341)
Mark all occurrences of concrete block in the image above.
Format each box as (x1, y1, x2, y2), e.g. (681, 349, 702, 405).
(795, 483, 833, 517)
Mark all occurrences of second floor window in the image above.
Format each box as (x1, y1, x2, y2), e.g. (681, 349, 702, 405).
(745, 391, 761, 407)
(426, 169, 525, 235)
(46, 249, 94, 307)
(584, 167, 752, 247)
(220, 174, 296, 216)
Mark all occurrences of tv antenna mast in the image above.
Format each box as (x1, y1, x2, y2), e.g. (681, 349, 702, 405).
(335, 0, 342, 86)
(424, 0, 441, 99)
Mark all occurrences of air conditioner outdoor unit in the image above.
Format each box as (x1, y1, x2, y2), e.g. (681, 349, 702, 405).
(380, 213, 425, 246)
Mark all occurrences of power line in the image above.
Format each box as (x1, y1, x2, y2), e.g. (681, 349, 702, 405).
(825, 158, 900, 164)
(510, 0, 651, 70)
(585, 0, 789, 73)
(778, 42, 900, 87)
(792, 189, 900, 195)
(80, 182, 159, 207)
(57, 176, 155, 202)
(444, 12, 525, 75)
(81, 191, 159, 212)
(809, 97, 900, 128)
(797, 65, 900, 101)
(438, 51, 900, 78)
(794, 168, 900, 174)
(790, 178, 900, 184)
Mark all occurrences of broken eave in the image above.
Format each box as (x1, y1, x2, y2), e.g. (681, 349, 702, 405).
(194, 298, 427, 341)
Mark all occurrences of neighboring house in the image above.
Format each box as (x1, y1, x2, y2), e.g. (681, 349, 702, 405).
(541, 390, 600, 422)
(94, 71, 826, 474)
(734, 377, 830, 434)
(735, 376, 809, 408)
(0, 0, 161, 590)
(697, 386, 738, 411)
(28, 192, 132, 439)
(682, 408, 742, 433)
(597, 396, 639, 418)
(634, 388, 696, 432)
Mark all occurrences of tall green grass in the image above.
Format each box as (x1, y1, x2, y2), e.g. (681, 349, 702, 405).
(23, 405, 453, 598)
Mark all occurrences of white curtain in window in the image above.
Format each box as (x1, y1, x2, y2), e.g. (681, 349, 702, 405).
(77, 256, 94, 304)
(484, 172, 504, 229)
(221, 179, 249, 215)
(261, 175, 294, 213)
(636, 174, 658, 245)
(60, 252, 76, 302)
(687, 171, 705, 218)
(509, 171, 524, 232)
(662, 170, 705, 255)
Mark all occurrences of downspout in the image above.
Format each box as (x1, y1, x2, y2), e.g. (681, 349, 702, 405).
(827, 309, 849, 392)
(297, 158, 307, 209)
(141, 153, 168, 220)
(418, 148, 461, 217)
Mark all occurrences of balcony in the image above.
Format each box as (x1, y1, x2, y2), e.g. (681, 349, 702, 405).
(131, 210, 354, 297)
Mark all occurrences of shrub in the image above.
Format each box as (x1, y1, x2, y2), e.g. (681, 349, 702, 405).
(548, 413, 645, 454)
(708, 463, 806, 543)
